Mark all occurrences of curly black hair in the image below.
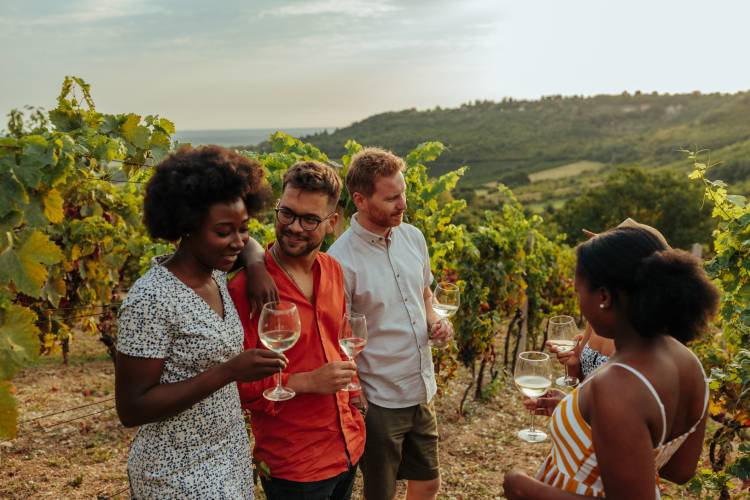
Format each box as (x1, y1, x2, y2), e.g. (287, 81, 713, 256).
(576, 226, 719, 343)
(143, 145, 272, 241)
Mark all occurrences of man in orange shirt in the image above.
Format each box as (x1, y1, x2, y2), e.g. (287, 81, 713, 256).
(228, 161, 365, 500)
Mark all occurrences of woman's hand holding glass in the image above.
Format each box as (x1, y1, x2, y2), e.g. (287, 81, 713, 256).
(547, 315, 580, 388)
(522, 388, 566, 418)
(514, 351, 552, 442)
(227, 349, 288, 382)
(545, 332, 584, 376)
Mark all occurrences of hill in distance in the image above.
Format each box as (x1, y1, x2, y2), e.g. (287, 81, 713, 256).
(298, 91, 750, 193)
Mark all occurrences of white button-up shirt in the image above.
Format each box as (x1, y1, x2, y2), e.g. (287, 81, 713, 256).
(328, 214, 436, 408)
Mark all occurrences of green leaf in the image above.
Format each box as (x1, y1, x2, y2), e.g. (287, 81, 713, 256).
(0, 231, 64, 297)
(17, 136, 51, 188)
(21, 194, 48, 227)
(156, 117, 176, 135)
(100, 115, 120, 135)
(0, 304, 40, 380)
(120, 114, 143, 144)
(42, 274, 67, 308)
(0, 211, 23, 237)
(0, 168, 28, 218)
(0, 381, 18, 440)
(727, 194, 747, 208)
(131, 126, 151, 149)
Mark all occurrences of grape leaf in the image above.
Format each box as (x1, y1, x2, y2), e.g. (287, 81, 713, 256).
(0, 381, 17, 440)
(0, 304, 39, 380)
(121, 114, 150, 149)
(0, 231, 64, 297)
(22, 194, 48, 228)
(0, 167, 28, 218)
(43, 188, 64, 223)
(17, 136, 51, 188)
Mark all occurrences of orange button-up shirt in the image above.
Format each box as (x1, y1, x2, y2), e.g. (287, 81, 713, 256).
(227, 250, 365, 483)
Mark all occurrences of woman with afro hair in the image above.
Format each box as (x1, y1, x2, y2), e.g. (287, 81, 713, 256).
(115, 145, 287, 499)
(504, 226, 719, 499)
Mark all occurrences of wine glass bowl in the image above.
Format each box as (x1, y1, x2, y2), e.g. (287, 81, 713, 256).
(547, 315, 580, 388)
(338, 312, 367, 391)
(258, 301, 301, 401)
(430, 282, 460, 348)
(514, 351, 552, 443)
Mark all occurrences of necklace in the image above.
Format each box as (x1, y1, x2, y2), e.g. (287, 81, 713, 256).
(271, 243, 307, 298)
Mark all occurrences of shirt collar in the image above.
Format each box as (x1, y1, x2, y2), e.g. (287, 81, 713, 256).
(264, 242, 322, 273)
(351, 213, 393, 247)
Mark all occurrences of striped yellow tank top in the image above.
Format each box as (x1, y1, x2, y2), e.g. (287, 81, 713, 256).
(536, 361, 708, 497)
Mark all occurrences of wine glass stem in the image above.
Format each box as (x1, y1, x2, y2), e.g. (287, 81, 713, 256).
(276, 367, 282, 390)
(530, 409, 536, 432)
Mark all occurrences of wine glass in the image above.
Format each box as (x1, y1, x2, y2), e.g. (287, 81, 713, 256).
(514, 351, 552, 442)
(430, 282, 460, 348)
(258, 301, 301, 401)
(338, 312, 367, 391)
(547, 315, 580, 388)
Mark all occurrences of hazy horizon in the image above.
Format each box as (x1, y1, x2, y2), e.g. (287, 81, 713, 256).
(172, 126, 332, 147)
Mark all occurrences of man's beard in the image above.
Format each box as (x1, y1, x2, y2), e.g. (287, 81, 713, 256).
(276, 230, 322, 257)
(370, 207, 403, 228)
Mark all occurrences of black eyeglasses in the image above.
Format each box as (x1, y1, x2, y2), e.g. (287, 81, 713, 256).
(274, 207, 336, 231)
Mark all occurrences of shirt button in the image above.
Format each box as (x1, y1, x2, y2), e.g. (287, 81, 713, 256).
(404, 297, 408, 302)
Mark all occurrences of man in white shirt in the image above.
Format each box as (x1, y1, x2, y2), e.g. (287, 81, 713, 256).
(328, 147, 452, 500)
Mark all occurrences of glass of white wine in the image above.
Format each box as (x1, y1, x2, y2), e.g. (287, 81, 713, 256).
(547, 315, 579, 388)
(430, 282, 460, 348)
(338, 312, 367, 391)
(259, 301, 301, 401)
(514, 351, 552, 443)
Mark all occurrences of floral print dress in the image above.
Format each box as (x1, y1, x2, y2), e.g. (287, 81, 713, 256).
(117, 259, 253, 499)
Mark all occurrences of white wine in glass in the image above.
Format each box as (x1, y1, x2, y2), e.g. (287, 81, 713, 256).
(548, 315, 579, 388)
(338, 312, 367, 391)
(430, 282, 460, 348)
(514, 351, 552, 443)
(259, 301, 301, 401)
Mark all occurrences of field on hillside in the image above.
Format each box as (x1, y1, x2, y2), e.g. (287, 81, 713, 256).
(527, 161, 605, 182)
(0, 334, 703, 499)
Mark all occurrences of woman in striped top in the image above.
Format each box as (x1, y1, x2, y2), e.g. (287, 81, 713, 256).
(503, 226, 719, 499)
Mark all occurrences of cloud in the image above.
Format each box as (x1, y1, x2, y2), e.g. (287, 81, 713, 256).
(5, 0, 161, 26)
(262, 0, 400, 18)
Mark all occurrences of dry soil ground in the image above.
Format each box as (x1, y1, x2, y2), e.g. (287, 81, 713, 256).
(1, 333, 700, 499)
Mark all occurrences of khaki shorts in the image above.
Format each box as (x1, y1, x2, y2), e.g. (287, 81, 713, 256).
(360, 401, 440, 500)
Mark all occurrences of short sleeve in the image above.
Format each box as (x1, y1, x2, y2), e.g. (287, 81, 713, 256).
(117, 291, 174, 359)
(333, 257, 355, 312)
(419, 231, 434, 288)
(327, 238, 355, 311)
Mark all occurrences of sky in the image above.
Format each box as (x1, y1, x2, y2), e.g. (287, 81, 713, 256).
(1, 0, 749, 130)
